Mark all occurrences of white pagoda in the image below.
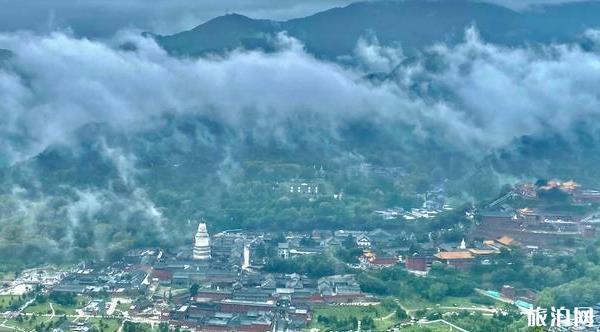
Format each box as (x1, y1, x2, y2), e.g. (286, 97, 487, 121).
(193, 222, 211, 260)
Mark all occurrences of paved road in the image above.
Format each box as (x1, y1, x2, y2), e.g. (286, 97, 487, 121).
(420, 319, 470, 332)
(437, 306, 496, 313)
(394, 299, 415, 319)
(375, 311, 397, 321)
(106, 299, 118, 316)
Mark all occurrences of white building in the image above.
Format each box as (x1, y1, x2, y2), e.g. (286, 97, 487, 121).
(242, 245, 251, 269)
(289, 183, 319, 195)
(277, 242, 290, 259)
(356, 235, 371, 248)
(193, 222, 211, 260)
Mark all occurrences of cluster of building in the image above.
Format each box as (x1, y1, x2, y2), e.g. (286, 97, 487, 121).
(9, 177, 600, 331)
(374, 188, 453, 221)
(164, 272, 369, 332)
(0, 267, 65, 296)
(271, 178, 322, 197)
(7, 222, 407, 332)
(475, 180, 600, 248)
(147, 223, 378, 331)
(403, 236, 516, 274)
(481, 286, 535, 312)
(513, 180, 600, 205)
(51, 264, 148, 296)
(11, 189, 593, 332)
(287, 182, 319, 195)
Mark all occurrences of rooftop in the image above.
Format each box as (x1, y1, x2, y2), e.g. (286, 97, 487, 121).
(434, 251, 474, 260)
(469, 248, 499, 255)
(495, 236, 514, 246)
(480, 210, 514, 218)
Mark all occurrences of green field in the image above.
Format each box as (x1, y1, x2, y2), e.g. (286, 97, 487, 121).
(51, 302, 80, 315)
(0, 316, 66, 331)
(0, 316, 124, 332)
(87, 317, 124, 331)
(399, 321, 455, 331)
(400, 294, 498, 312)
(314, 305, 391, 319)
(0, 295, 23, 303)
(23, 295, 89, 315)
(0, 295, 29, 311)
(24, 301, 80, 315)
(312, 304, 399, 331)
(23, 301, 53, 314)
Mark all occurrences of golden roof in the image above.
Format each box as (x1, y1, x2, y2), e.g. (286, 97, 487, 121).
(435, 251, 474, 260)
(496, 236, 514, 246)
(518, 207, 534, 214)
(469, 249, 499, 255)
(561, 180, 580, 191)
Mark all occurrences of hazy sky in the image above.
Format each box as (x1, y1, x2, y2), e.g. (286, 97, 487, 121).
(0, 0, 591, 36)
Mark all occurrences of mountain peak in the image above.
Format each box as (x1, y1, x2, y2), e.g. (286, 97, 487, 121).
(154, 0, 600, 58)
(194, 12, 259, 29)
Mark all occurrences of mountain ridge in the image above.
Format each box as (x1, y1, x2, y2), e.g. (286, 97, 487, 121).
(152, 0, 600, 58)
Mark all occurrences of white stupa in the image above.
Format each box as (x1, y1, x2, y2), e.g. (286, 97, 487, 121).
(193, 222, 211, 260)
(242, 244, 251, 270)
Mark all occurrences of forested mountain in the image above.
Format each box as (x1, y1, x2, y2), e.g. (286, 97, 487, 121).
(2, 0, 600, 268)
(154, 0, 600, 58)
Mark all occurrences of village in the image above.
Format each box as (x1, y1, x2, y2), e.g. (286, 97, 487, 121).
(0, 222, 518, 332)
(476, 180, 600, 249)
(2, 180, 600, 331)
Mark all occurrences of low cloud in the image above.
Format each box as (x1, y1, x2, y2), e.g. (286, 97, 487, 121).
(354, 34, 404, 72)
(483, 0, 589, 10)
(1, 28, 600, 165)
(0, 31, 410, 164)
(418, 27, 600, 147)
(1, 25, 600, 260)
